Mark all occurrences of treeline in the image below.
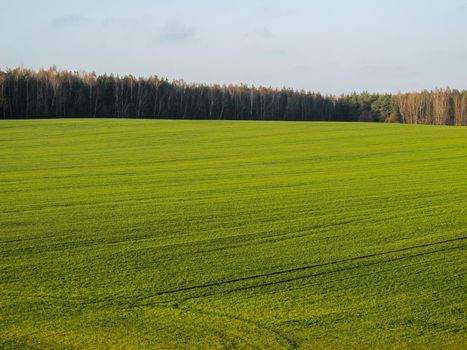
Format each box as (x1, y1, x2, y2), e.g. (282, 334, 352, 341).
(0, 67, 466, 125)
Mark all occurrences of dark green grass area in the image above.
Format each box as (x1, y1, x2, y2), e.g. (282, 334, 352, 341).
(1, 119, 466, 349)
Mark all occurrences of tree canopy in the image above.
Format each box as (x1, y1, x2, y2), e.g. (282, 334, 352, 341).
(1, 67, 465, 125)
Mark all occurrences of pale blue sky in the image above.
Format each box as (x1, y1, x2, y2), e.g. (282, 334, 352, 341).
(1, 0, 466, 94)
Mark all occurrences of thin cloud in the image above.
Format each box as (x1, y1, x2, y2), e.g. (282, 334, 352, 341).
(243, 27, 274, 42)
(458, 2, 467, 11)
(101, 16, 151, 27)
(50, 15, 90, 29)
(156, 21, 196, 43)
(253, 27, 273, 39)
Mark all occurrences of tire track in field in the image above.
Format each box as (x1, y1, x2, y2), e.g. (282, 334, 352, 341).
(145, 244, 463, 349)
(268, 252, 456, 297)
(175, 304, 299, 350)
(137, 244, 464, 309)
(216, 245, 463, 297)
(172, 254, 451, 350)
(138, 236, 466, 300)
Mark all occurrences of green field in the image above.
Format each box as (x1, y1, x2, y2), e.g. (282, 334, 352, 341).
(0, 119, 466, 349)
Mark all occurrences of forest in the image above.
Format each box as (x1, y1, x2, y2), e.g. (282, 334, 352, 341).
(1, 67, 466, 125)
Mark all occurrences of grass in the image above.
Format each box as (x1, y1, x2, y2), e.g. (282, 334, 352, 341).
(0, 119, 466, 349)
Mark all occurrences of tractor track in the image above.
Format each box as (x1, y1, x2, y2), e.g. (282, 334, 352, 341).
(137, 236, 466, 301)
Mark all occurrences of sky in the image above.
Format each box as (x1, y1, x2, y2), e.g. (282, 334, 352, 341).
(1, 0, 466, 95)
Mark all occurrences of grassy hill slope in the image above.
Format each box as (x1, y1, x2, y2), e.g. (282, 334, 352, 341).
(1, 119, 466, 349)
